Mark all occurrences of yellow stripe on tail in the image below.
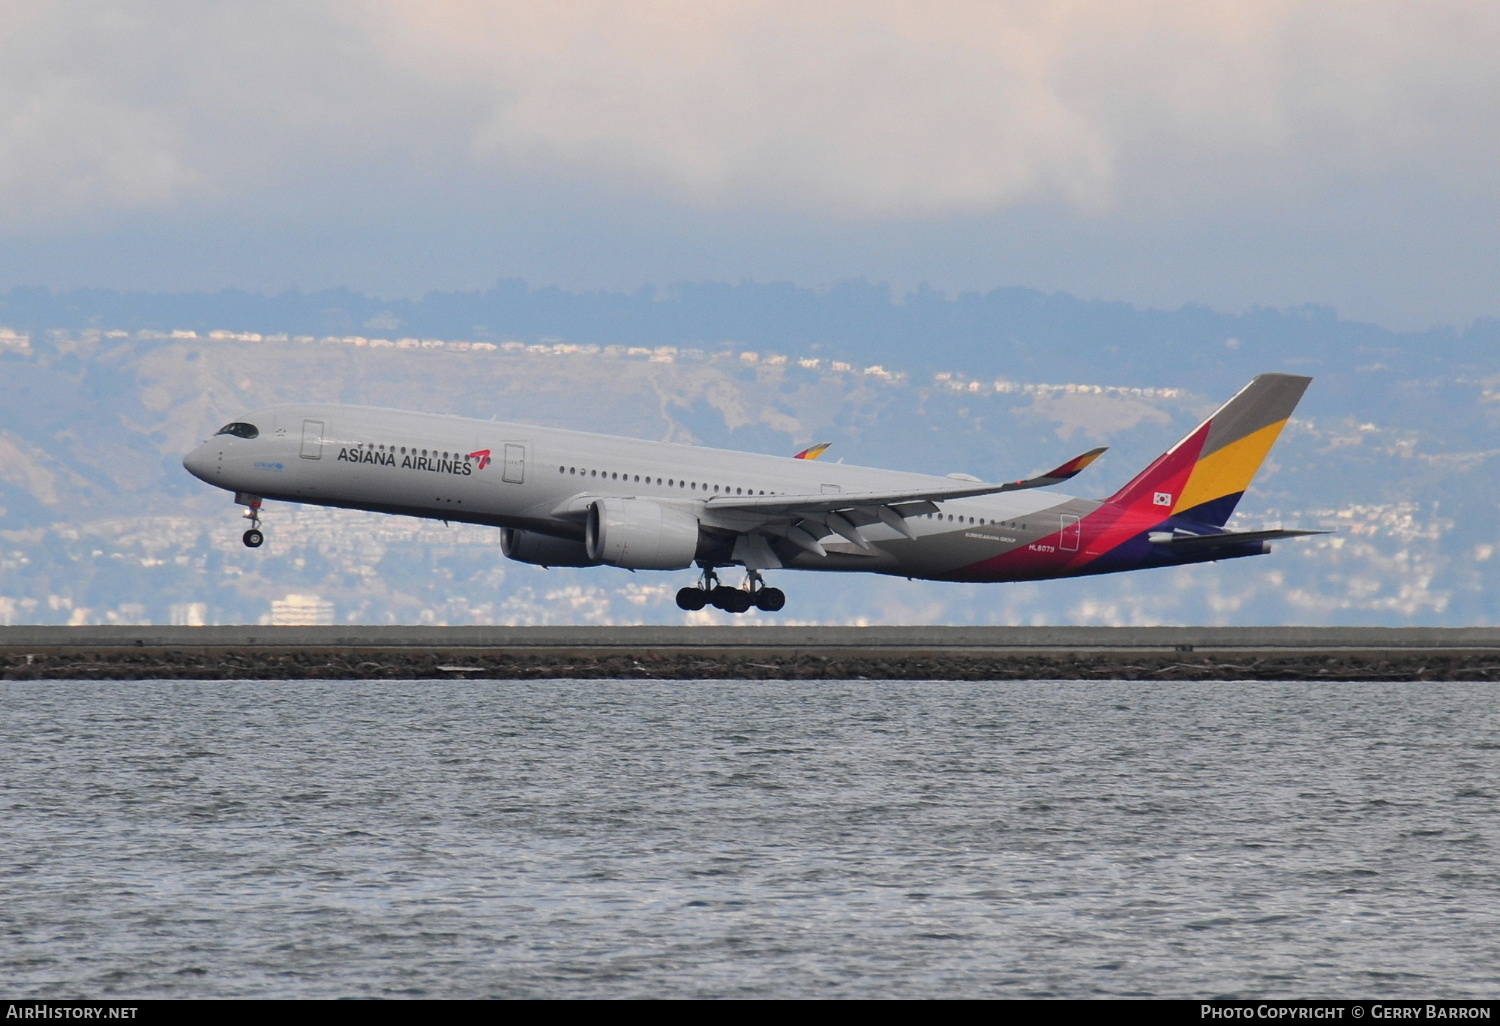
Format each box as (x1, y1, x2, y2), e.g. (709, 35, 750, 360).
(1174, 417, 1292, 516)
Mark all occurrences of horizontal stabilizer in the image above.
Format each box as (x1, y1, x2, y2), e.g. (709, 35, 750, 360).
(1148, 528, 1329, 551)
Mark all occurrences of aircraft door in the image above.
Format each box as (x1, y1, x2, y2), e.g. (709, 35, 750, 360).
(503, 443, 525, 484)
(1060, 514, 1081, 552)
(300, 419, 324, 459)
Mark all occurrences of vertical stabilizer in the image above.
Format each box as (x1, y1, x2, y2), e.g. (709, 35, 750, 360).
(1106, 374, 1311, 527)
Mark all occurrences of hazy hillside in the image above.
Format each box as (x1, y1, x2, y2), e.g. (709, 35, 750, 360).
(0, 284, 1494, 626)
(5, 280, 1497, 391)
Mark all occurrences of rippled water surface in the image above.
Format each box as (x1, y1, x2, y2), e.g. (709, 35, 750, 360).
(3, 679, 1498, 998)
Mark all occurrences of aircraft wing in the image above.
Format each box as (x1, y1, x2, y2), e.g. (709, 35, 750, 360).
(705, 446, 1109, 518)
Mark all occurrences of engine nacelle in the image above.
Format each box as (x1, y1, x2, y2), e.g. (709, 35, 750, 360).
(586, 498, 700, 570)
(500, 528, 601, 567)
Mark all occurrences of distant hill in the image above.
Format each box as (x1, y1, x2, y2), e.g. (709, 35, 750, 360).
(4, 280, 1496, 397)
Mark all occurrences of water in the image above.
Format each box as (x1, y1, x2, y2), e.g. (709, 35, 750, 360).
(2, 679, 1497, 999)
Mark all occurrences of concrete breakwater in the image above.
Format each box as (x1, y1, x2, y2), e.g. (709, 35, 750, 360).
(4, 626, 1500, 681)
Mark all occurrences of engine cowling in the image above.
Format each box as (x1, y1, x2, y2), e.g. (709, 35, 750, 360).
(500, 528, 601, 567)
(585, 498, 701, 570)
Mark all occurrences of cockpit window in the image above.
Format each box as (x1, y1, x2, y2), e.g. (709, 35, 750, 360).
(215, 422, 259, 439)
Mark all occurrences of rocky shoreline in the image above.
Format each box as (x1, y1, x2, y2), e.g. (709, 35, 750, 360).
(5, 646, 1499, 681)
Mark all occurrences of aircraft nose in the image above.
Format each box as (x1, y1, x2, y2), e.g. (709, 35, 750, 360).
(182, 443, 213, 483)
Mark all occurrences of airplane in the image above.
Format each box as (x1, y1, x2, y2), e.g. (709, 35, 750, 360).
(182, 373, 1323, 614)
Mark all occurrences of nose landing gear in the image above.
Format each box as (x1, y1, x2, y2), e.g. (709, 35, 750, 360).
(675, 567, 785, 614)
(237, 493, 265, 548)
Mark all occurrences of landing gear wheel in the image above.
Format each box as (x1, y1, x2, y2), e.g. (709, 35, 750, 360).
(754, 587, 785, 612)
(684, 566, 778, 615)
(721, 590, 753, 614)
(242, 528, 264, 548)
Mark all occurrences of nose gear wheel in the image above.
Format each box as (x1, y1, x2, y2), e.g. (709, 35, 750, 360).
(239, 497, 266, 548)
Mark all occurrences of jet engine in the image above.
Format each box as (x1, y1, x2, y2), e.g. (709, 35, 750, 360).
(500, 528, 602, 567)
(585, 498, 701, 570)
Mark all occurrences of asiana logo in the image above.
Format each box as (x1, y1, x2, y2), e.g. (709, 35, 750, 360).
(335, 446, 478, 477)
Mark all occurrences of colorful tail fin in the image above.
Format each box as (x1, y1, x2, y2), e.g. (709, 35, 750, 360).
(1106, 374, 1311, 527)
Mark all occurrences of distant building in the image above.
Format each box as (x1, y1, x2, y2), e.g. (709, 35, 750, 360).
(170, 602, 208, 627)
(107, 603, 148, 625)
(270, 594, 334, 626)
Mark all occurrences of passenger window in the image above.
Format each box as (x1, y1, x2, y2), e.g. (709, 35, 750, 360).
(215, 422, 259, 439)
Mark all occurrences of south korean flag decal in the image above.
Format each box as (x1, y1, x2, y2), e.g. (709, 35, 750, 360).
(1153, 491, 1173, 507)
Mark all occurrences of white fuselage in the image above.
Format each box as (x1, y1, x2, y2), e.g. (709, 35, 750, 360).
(183, 403, 1092, 580)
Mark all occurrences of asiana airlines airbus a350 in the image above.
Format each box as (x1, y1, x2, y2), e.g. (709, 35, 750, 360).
(183, 373, 1323, 613)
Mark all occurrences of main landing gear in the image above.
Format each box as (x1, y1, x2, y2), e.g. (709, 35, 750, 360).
(676, 567, 785, 614)
(238, 494, 265, 548)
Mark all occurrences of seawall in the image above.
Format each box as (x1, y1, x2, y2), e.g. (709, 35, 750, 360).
(4, 626, 1499, 681)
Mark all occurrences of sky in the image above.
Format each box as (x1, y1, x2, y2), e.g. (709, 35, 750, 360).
(0, 1, 1497, 331)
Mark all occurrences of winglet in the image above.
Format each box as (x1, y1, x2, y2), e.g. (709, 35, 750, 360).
(1037, 446, 1107, 483)
(794, 442, 832, 461)
(994, 446, 1108, 494)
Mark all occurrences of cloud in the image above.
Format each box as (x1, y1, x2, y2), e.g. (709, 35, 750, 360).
(358, 1, 1121, 215)
(0, 2, 203, 221)
(353, 0, 1500, 217)
(0, 1, 1497, 231)
(0, 76, 199, 220)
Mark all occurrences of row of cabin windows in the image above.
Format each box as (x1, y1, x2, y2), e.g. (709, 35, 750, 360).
(558, 465, 772, 495)
(353, 443, 469, 459)
(922, 512, 1027, 529)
